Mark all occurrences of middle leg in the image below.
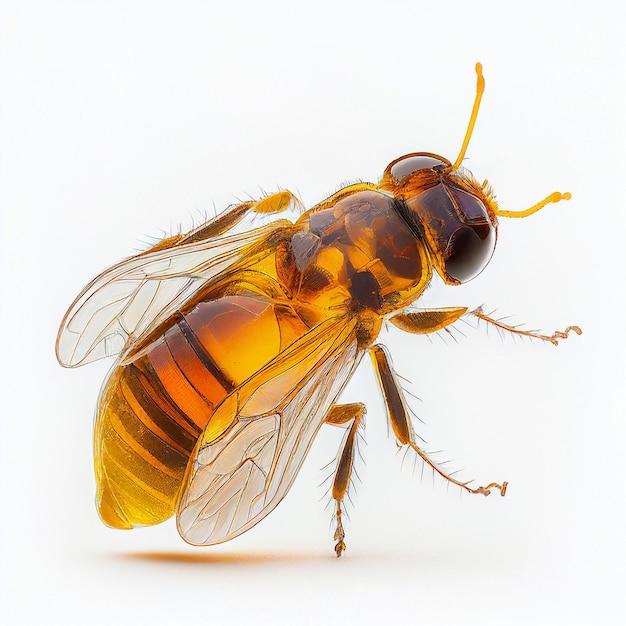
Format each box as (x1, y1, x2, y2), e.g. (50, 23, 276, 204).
(370, 344, 507, 497)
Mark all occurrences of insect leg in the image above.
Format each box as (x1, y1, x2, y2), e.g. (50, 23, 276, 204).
(370, 344, 507, 497)
(389, 306, 468, 334)
(471, 307, 582, 346)
(179, 190, 304, 245)
(324, 403, 367, 557)
(391, 306, 581, 346)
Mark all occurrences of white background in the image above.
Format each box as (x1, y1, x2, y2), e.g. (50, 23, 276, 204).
(1, 1, 624, 624)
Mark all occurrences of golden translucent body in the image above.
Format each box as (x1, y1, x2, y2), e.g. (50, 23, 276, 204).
(95, 293, 310, 527)
(57, 63, 579, 555)
(95, 190, 429, 529)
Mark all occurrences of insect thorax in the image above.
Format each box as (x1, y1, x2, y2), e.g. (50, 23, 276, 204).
(276, 190, 432, 320)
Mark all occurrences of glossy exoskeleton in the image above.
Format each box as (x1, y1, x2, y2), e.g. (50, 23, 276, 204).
(56, 63, 580, 556)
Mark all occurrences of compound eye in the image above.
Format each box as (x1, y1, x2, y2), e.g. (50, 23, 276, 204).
(444, 221, 496, 282)
(388, 154, 451, 182)
(401, 183, 496, 284)
(440, 188, 495, 282)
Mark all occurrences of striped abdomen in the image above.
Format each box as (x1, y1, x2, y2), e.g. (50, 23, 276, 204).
(94, 293, 309, 529)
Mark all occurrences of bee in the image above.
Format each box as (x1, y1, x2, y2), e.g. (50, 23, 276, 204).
(56, 63, 580, 556)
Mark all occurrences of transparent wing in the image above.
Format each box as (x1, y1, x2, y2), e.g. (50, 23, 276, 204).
(177, 316, 363, 546)
(56, 218, 292, 368)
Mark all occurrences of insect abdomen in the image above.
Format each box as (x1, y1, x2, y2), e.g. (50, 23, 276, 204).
(94, 293, 309, 529)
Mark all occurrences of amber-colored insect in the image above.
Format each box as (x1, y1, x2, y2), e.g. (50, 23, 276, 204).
(56, 63, 580, 556)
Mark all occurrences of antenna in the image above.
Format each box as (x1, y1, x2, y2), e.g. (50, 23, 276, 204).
(454, 63, 572, 218)
(495, 191, 571, 218)
(452, 62, 485, 171)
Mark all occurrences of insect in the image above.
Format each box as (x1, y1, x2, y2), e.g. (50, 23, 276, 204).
(56, 63, 580, 556)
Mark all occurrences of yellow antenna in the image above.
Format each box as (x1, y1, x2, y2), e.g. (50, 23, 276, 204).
(454, 63, 572, 219)
(452, 62, 485, 171)
(495, 191, 571, 218)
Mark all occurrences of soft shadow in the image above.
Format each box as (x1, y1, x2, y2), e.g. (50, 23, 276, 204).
(115, 549, 331, 565)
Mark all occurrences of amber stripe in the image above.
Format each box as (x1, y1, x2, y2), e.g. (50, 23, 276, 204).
(164, 329, 230, 410)
(101, 426, 179, 501)
(130, 361, 202, 445)
(103, 445, 175, 505)
(177, 316, 234, 393)
(146, 340, 214, 427)
(121, 369, 197, 455)
(107, 408, 180, 479)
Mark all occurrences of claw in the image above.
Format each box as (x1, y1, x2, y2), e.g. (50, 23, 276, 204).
(335, 541, 346, 557)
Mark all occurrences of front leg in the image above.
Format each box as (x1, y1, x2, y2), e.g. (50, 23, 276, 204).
(370, 344, 507, 497)
(470, 307, 581, 345)
(390, 306, 581, 345)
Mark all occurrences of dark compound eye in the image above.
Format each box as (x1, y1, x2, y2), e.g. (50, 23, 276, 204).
(442, 188, 496, 282)
(400, 183, 496, 284)
(444, 221, 495, 282)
